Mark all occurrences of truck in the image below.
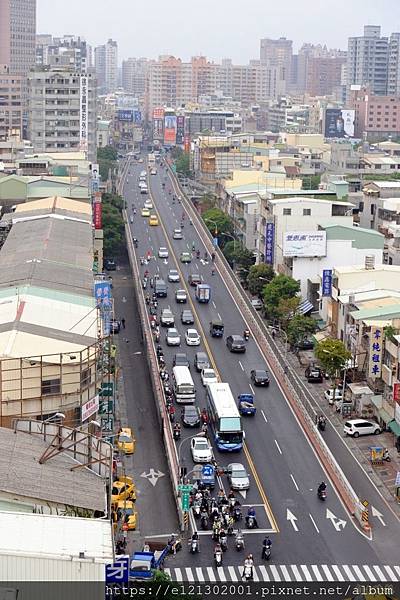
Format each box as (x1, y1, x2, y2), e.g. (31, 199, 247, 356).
(129, 541, 171, 580)
(195, 283, 211, 304)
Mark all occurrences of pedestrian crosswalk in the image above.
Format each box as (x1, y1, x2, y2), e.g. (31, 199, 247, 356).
(164, 564, 400, 582)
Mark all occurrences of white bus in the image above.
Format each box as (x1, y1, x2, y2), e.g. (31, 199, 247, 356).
(206, 382, 244, 452)
(172, 366, 196, 403)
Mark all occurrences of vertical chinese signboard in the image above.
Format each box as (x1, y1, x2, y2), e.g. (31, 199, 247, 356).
(322, 269, 332, 296)
(265, 221, 275, 265)
(369, 326, 383, 379)
(80, 74, 88, 154)
(176, 116, 185, 145)
(94, 280, 112, 336)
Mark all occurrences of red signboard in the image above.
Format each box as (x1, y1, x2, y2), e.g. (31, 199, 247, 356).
(184, 135, 190, 153)
(393, 382, 400, 404)
(153, 107, 165, 120)
(94, 201, 102, 229)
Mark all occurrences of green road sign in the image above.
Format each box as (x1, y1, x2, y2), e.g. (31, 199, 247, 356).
(178, 484, 192, 492)
(181, 493, 190, 511)
(99, 382, 114, 397)
(99, 398, 113, 415)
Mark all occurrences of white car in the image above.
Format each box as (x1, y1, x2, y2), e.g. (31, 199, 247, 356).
(227, 463, 250, 490)
(324, 388, 343, 405)
(168, 269, 180, 283)
(344, 419, 381, 438)
(166, 328, 181, 346)
(191, 437, 213, 463)
(173, 228, 183, 240)
(185, 328, 201, 346)
(158, 247, 169, 259)
(201, 368, 218, 386)
(144, 200, 153, 209)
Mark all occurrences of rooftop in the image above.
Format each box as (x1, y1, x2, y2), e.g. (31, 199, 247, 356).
(363, 181, 400, 189)
(335, 264, 400, 275)
(270, 197, 355, 207)
(350, 303, 400, 321)
(321, 223, 384, 249)
(338, 288, 400, 304)
(0, 427, 107, 512)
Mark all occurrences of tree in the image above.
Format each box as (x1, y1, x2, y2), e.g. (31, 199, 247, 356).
(286, 315, 318, 348)
(384, 325, 398, 343)
(175, 153, 191, 177)
(247, 264, 275, 296)
(263, 275, 300, 323)
(102, 192, 125, 257)
(97, 146, 118, 182)
(222, 240, 254, 273)
(97, 146, 118, 161)
(202, 208, 233, 237)
(276, 296, 300, 329)
(315, 339, 351, 397)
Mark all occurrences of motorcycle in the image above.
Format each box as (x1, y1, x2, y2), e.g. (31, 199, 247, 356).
(220, 534, 228, 552)
(190, 538, 199, 554)
(193, 501, 201, 518)
(200, 514, 209, 530)
(227, 522, 234, 536)
(243, 330, 250, 341)
(173, 428, 181, 441)
(233, 507, 242, 522)
(318, 488, 327, 501)
(318, 418, 326, 432)
(140, 257, 145, 265)
(214, 550, 223, 567)
(235, 533, 245, 551)
(262, 545, 271, 561)
(243, 564, 253, 581)
(142, 279, 147, 289)
(246, 515, 256, 529)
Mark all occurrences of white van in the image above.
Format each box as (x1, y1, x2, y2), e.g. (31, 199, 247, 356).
(172, 366, 196, 403)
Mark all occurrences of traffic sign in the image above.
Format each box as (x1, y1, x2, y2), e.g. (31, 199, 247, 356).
(178, 484, 192, 493)
(181, 493, 190, 511)
(202, 464, 214, 477)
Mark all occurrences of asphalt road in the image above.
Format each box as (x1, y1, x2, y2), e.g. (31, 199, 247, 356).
(122, 156, 399, 574)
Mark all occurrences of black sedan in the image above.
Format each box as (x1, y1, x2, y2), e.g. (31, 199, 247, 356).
(250, 369, 270, 386)
(181, 405, 201, 427)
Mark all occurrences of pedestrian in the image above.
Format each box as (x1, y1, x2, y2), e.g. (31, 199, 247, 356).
(202, 422, 208, 435)
(271, 328, 275, 340)
(121, 318, 126, 329)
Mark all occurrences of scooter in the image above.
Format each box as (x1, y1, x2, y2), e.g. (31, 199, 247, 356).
(214, 550, 223, 567)
(233, 507, 242, 522)
(243, 331, 250, 341)
(193, 501, 201, 518)
(235, 533, 245, 551)
(200, 514, 209, 530)
(190, 538, 199, 554)
(246, 515, 256, 529)
(220, 534, 228, 552)
(318, 488, 327, 501)
(318, 418, 326, 432)
(173, 428, 181, 441)
(262, 545, 271, 560)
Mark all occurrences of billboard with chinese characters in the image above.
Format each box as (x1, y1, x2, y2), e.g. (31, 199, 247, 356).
(184, 134, 191, 153)
(79, 74, 88, 153)
(176, 115, 185, 145)
(283, 231, 327, 258)
(94, 280, 112, 336)
(93, 199, 102, 229)
(324, 108, 355, 138)
(322, 269, 332, 296)
(369, 325, 383, 379)
(81, 395, 99, 422)
(117, 110, 134, 122)
(164, 115, 177, 146)
(265, 222, 275, 265)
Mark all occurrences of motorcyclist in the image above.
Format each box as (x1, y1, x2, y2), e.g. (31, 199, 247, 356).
(191, 531, 199, 551)
(156, 345, 163, 357)
(204, 251, 208, 261)
(235, 529, 244, 549)
(200, 408, 208, 424)
(173, 423, 181, 438)
(318, 481, 327, 495)
(196, 250, 200, 259)
(242, 554, 254, 579)
(211, 252, 216, 262)
(318, 415, 326, 430)
(214, 543, 222, 563)
(243, 329, 250, 340)
(168, 534, 178, 555)
(262, 536, 272, 559)
(246, 507, 258, 528)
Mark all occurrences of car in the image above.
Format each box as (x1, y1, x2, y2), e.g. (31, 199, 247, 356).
(181, 405, 201, 427)
(173, 353, 190, 368)
(227, 463, 250, 490)
(201, 368, 218, 386)
(175, 289, 187, 303)
(155, 279, 167, 298)
(166, 327, 181, 346)
(343, 419, 381, 438)
(149, 214, 159, 226)
(104, 258, 116, 271)
(251, 298, 263, 311)
(180, 252, 192, 264)
(188, 273, 201, 286)
(191, 437, 213, 463)
(111, 476, 136, 504)
(110, 319, 121, 334)
(226, 335, 246, 353)
(173, 228, 183, 240)
(250, 369, 270, 386)
(305, 365, 323, 383)
(116, 500, 137, 530)
(138, 158, 144, 163)
(168, 269, 180, 282)
(151, 168, 157, 175)
(144, 200, 153, 209)
(324, 388, 343, 405)
(194, 351, 210, 372)
(185, 328, 201, 346)
(158, 247, 169, 259)
(116, 428, 135, 455)
(181, 309, 194, 324)
(160, 308, 174, 326)
(141, 207, 150, 217)
(297, 338, 315, 351)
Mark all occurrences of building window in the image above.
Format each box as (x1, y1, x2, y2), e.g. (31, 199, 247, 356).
(81, 368, 91, 388)
(283, 208, 291, 216)
(303, 208, 311, 216)
(41, 378, 61, 395)
(371, 204, 375, 215)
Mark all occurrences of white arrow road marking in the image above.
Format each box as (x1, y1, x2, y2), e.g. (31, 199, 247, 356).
(326, 508, 347, 531)
(140, 468, 165, 487)
(122, 297, 127, 303)
(286, 509, 299, 531)
(371, 505, 386, 526)
(238, 490, 247, 499)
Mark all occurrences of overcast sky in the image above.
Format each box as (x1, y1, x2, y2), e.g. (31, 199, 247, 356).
(38, 0, 399, 62)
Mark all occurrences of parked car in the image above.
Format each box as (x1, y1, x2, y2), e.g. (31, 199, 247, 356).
(181, 405, 201, 427)
(226, 463, 250, 490)
(168, 269, 180, 282)
(173, 228, 183, 240)
(180, 252, 191, 264)
(160, 308, 174, 326)
(251, 298, 263, 311)
(343, 419, 381, 438)
(191, 437, 213, 463)
(181, 309, 194, 325)
(194, 351, 210, 372)
(158, 247, 169, 259)
(201, 368, 218, 386)
(297, 338, 315, 351)
(104, 258, 116, 271)
(173, 353, 190, 368)
(185, 328, 201, 346)
(324, 388, 343, 405)
(110, 319, 121, 334)
(166, 327, 181, 346)
(305, 365, 323, 383)
(226, 335, 246, 353)
(175, 289, 187, 303)
(116, 428, 135, 455)
(250, 369, 270, 386)
(188, 273, 201, 286)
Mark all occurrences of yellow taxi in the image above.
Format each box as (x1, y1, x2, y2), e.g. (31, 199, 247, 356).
(116, 427, 135, 455)
(141, 207, 150, 217)
(149, 214, 159, 226)
(117, 500, 137, 530)
(111, 476, 136, 504)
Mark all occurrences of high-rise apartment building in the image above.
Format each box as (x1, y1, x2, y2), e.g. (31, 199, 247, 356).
(260, 37, 292, 92)
(122, 57, 149, 98)
(35, 35, 91, 72)
(346, 26, 400, 98)
(28, 66, 97, 160)
(295, 44, 346, 96)
(349, 85, 400, 140)
(0, 64, 23, 139)
(0, 0, 36, 75)
(388, 33, 400, 96)
(95, 39, 118, 94)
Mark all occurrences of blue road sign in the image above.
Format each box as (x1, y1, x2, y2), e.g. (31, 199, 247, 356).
(105, 555, 129, 583)
(202, 464, 214, 477)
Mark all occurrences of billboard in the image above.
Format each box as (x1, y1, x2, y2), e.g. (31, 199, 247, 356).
(153, 119, 164, 139)
(134, 110, 142, 124)
(265, 222, 275, 265)
(184, 134, 191, 153)
(93, 200, 102, 229)
(322, 269, 332, 297)
(369, 325, 383, 379)
(176, 115, 185, 145)
(118, 110, 134, 122)
(283, 231, 327, 258)
(81, 395, 99, 422)
(164, 115, 177, 146)
(79, 74, 88, 153)
(153, 107, 165, 120)
(324, 108, 355, 138)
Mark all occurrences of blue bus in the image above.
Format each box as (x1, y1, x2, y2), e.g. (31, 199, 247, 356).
(206, 382, 244, 452)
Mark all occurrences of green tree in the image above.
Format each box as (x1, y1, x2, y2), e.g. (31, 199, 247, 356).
(287, 314, 318, 347)
(175, 153, 191, 177)
(97, 146, 118, 161)
(222, 241, 255, 275)
(97, 146, 118, 182)
(276, 296, 300, 329)
(102, 192, 125, 257)
(384, 325, 398, 342)
(247, 264, 275, 296)
(202, 208, 233, 237)
(263, 274, 300, 323)
(315, 339, 351, 397)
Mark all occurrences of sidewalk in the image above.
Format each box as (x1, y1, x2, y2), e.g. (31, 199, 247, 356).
(273, 330, 400, 514)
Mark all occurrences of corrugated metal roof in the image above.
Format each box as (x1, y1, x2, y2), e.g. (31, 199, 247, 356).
(350, 303, 400, 321)
(15, 196, 91, 216)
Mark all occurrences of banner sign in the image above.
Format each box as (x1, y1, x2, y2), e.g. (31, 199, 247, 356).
(81, 395, 99, 422)
(164, 115, 177, 146)
(80, 75, 88, 153)
(176, 115, 185, 145)
(283, 231, 327, 258)
(265, 222, 275, 265)
(322, 269, 332, 297)
(134, 110, 142, 123)
(118, 110, 134, 122)
(93, 200, 102, 229)
(369, 325, 383, 379)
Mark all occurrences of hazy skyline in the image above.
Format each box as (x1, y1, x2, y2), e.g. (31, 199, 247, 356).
(38, 0, 399, 62)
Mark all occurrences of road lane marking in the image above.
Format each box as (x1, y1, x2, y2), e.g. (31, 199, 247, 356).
(286, 509, 298, 531)
(280, 565, 291, 581)
(291, 565, 303, 581)
(196, 567, 204, 581)
(206, 567, 216, 581)
(238, 361, 244, 371)
(311, 565, 323, 580)
(373, 565, 387, 581)
(217, 312, 222, 320)
(309, 513, 319, 533)
(261, 408, 267, 422)
(290, 474, 299, 491)
(274, 439, 282, 454)
(331, 565, 344, 581)
(383, 565, 398, 581)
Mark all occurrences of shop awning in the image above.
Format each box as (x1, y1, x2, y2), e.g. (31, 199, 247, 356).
(298, 299, 314, 315)
(378, 408, 393, 425)
(388, 419, 400, 436)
